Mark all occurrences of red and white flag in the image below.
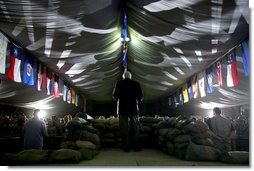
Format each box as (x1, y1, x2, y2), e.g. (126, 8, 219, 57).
(53, 74, 60, 98)
(7, 44, 22, 82)
(198, 71, 206, 98)
(36, 63, 44, 91)
(192, 75, 198, 99)
(226, 52, 240, 87)
(0, 32, 8, 74)
(215, 61, 223, 86)
(46, 69, 52, 95)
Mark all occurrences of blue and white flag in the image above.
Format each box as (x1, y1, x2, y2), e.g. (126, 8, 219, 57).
(23, 55, 34, 86)
(63, 83, 67, 102)
(178, 88, 184, 106)
(206, 67, 214, 94)
(187, 80, 193, 100)
(241, 39, 249, 76)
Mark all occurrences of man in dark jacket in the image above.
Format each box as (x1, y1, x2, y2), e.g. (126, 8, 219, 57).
(23, 109, 48, 150)
(113, 71, 143, 152)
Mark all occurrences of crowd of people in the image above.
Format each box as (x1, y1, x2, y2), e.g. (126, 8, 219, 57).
(0, 107, 249, 152)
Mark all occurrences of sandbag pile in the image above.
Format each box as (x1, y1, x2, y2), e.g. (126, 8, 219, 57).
(155, 115, 222, 161)
(139, 116, 162, 148)
(92, 116, 121, 148)
(61, 114, 100, 160)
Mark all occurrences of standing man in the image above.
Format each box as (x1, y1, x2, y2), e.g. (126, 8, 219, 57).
(113, 71, 143, 152)
(23, 109, 48, 150)
(206, 107, 236, 152)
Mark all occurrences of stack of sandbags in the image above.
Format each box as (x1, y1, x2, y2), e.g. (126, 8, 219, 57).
(92, 116, 120, 148)
(48, 149, 82, 163)
(61, 116, 101, 161)
(155, 116, 223, 162)
(139, 116, 162, 148)
(16, 149, 50, 164)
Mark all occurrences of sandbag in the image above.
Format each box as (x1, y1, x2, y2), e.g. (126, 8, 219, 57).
(109, 118, 119, 125)
(166, 142, 175, 155)
(139, 117, 160, 124)
(174, 134, 191, 144)
(17, 149, 49, 164)
(66, 117, 86, 130)
(79, 148, 99, 160)
(159, 128, 170, 138)
(219, 151, 249, 164)
(156, 120, 172, 130)
(166, 128, 182, 141)
(75, 140, 97, 150)
(60, 141, 77, 149)
(48, 149, 82, 163)
(192, 138, 215, 147)
(140, 125, 152, 133)
(82, 124, 99, 134)
(175, 119, 192, 129)
(182, 120, 209, 134)
(185, 141, 219, 161)
(80, 131, 100, 146)
(175, 142, 189, 149)
(108, 123, 119, 131)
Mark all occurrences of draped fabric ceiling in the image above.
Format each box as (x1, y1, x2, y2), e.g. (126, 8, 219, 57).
(0, 0, 250, 114)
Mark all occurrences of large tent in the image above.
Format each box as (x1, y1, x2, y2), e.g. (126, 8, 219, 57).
(0, 0, 250, 117)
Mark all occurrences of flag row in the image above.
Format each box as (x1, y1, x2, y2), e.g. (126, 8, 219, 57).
(169, 39, 249, 109)
(0, 32, 83, 107)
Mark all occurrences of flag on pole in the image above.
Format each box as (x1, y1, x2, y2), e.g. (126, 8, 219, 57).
(182, 83, 189, 103)
(63, 83, 67, 101)
(226, 51, 240, 87)
(67, 87, 71, 104)
(241, 39, 249, 76)
(75, 94, 79, 107)
(71, 89, 76, 104)
(0, 32, 8, 74)
(36, 63, 43, 91)
(206, 67, 214, 93)
(187, 80, 193, 101)
(46, 69, 52, 95)
(192, 75, 198, 99)
(198, 71, 206, 97)
(53, 74, 60, 98)
(23, 55, 34, 86)
(170, 93, 178, 109)
(178, 88, 184, 106)
(214, 61, 223, 86)
(7, 44, 22, 82)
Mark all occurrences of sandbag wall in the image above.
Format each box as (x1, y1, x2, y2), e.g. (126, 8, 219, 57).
(154, 115, 248, 164)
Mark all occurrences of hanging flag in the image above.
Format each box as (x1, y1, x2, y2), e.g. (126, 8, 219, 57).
(7, 44, 22, 82)
(178, 88, 184, 106)
(187, 80, 193, 101)
(170, 93, 178, 109)
(168, 97, 172, 106)
(226, 51, 240, 87)
(198, 71, 206, 97)
(206, 67, 214, 94)
(67, 87, 72, 104)
(71, 89, 76, 104)
(182, 83, 189, 103)
(63, 83, 67, 101)
(36, 63, 43, 91)
(23, 55, 34, 86)
(0, 32, 8, 74)
(46, 69, 52, 95)
(241, 39, 249, 76)
(214, 61, 223, 87)
(75, 94, 79, 107)
(192, 75, 198, 99)
(53, 74, 60, 98)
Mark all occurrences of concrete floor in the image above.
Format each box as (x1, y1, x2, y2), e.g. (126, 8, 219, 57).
(44, 148, 249, 167)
